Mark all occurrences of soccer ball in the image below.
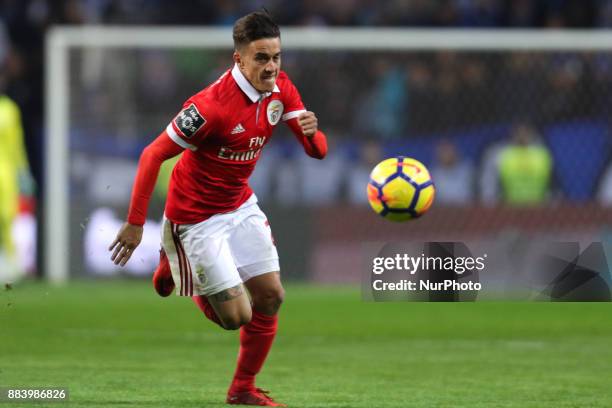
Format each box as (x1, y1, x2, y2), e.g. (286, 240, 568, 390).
(367, 156, 435, 222)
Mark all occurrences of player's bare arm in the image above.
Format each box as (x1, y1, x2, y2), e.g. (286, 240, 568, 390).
(298, 111, 318, 137)
(109, 223, 143, 266)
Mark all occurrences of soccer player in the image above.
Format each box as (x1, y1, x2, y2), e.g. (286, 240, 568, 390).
(108, 11, 327, 407)
(0, 91, 33, 283)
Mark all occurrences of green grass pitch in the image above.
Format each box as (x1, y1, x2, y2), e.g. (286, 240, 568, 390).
(2, 281, 612, 407)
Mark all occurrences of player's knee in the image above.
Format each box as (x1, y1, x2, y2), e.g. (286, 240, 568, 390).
(254, 286, 285, 315)
(272, 287, 285, 311)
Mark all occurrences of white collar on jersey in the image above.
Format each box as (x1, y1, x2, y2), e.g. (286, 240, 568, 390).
(231, 63, 280, 103)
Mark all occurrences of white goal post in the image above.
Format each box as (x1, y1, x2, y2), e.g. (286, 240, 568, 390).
(44, 27, 612, 283)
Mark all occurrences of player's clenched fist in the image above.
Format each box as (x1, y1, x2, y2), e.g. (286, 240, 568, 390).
(298, 111, 318, 137)
(109, 222, 143, 266)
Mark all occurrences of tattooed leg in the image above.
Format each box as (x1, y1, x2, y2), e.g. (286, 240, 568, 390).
(206, 283, 252, 330)
(210, 284, 245, 302)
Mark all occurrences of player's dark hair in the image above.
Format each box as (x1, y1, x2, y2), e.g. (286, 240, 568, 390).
(233, 11, 280, 50)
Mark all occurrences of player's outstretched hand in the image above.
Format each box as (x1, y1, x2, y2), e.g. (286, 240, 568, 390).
(109, 222, 143, 266)
(298, 111, 318, 137)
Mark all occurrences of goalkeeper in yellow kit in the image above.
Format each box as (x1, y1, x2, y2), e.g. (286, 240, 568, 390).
(0, 93, 32, 281)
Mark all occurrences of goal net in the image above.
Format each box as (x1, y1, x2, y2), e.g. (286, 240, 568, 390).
(46, 28, 612, 283)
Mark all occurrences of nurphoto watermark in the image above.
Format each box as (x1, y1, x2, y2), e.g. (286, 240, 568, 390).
(362, 242, 612, 302)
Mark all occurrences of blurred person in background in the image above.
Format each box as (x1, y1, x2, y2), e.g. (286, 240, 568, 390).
(497, 123, 552, 205)
(596, 158, 612, 205)
(541, 55, 595, 123)
(0, 65, 35, 283)
(496, 52, 547, 124)
(478, 138, 504, 205)
(298, 137, 343, 205)
(431, 52, 462, 132)
(347, 140, 383, 205)
(271, 145, 301, 207)
(458, 58, 492, 126)
(353, 60, 406, 139)
(405, 60, 435, 133)
(430, 139, 474, 204)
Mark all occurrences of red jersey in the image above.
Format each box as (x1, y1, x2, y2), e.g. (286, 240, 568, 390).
(164, 64, 309, 224)
(125, 64, 327, 227)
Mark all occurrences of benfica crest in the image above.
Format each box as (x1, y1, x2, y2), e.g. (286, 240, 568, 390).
(267, 100, 284, 126)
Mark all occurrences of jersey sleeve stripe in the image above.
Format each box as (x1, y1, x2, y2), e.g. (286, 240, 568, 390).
(281, 109, 306, 121)
(166, 124, 197, 151)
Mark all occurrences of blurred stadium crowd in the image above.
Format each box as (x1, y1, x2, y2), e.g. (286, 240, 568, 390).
(0, 0, 612, 203)
(70, 48, 612, 209)
(2, 0, 612, 279)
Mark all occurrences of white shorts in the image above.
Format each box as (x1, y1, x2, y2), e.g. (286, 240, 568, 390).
(161, 195, 279, 297)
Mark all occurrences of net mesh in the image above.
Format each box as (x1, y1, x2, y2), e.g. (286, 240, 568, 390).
(65, 44, 612, 279)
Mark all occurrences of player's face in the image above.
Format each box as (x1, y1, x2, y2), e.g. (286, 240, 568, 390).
(235, 37, 281, 93)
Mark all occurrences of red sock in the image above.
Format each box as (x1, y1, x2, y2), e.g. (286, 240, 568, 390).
(230, 310, 278, 392)
(192, 295, 223, 327)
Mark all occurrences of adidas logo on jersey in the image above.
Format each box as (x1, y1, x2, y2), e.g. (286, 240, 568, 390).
(231, 123, 245, 134)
